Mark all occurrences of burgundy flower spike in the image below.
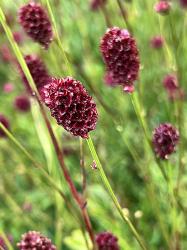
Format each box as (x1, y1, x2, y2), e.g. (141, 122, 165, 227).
(17, 231, 56, 250)
(20, 55, 50, 94)
(19, 2, 53, 49)
(42, 77, 98, 138)
(153, 123, 179, 159)
(100, 27, 140, 92)
(96, 232, 120, 250)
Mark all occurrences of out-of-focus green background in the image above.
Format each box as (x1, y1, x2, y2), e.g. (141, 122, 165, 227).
(1, 0, 187, 249)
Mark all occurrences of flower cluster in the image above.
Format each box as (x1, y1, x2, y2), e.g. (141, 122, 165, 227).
(17, 231, 56, 250)
(150, 36, 164, 49)
(19, 2, 53, 49)
(153, 123, 179, 159)
(42, 77, 98, 138)
(14, 95, 30, 112)
(154, 1, 171, 14)
(163, 74, 184, 101)
(96, 232, 120, 250)
(180, 0, 187, 8)
(19, 55, 50, 94)
(100, 27, 139, 92)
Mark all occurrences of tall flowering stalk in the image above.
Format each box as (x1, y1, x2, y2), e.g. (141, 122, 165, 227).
(0, 8, 96, 249)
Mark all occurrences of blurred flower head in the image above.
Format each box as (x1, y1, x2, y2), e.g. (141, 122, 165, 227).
(0, 45, 12, 63)
(19, 54, 50, 94)
(3, 83, 14, 93)
(154, 1, 171, 14)
(153, 123, 179, 159)
(14, 95, 30, 112)
(179, 0, 187, 8)
(96, 232, 119, 250)
(19, 2, 53, 49)
(150, 35, 164, 49)
(22, 202, 33, 212)
(13, 31, 24, 45)
(100, 27, 140, 92)
(17, 231, 56, 250)
(163, 74, 184, 101)
(41, 77, 98, 138)
(90, 0, 107, 11)
(0, 114, 10, 138)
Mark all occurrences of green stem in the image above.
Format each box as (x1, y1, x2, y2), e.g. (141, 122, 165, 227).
(130, 92, 169, 182)
(0, 230, 13, 250)
(0, 8, 38, 95)
(45, 0, 73, 75)
(86, 136, 147, 250)
(0, 123, 81, 226)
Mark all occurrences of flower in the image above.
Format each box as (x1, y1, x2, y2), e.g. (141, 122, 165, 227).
(90, 0, 107, 11)
(96, 232, 120, 250)
(0, 45, 12, 63)
(19, 55, 50, 94)
(3, 83, 14, 93)
(13, 32, 23, 45)
(19, 2, 53, 49)
(0, 114, 10, 138)
(100, 27, 140, 91)
(14, 95, 30, 112)
(154, 1, 171, 15)
(153, 123, 179, 159)
(179, 0, 187, 8)
(17, 231, 56, 250)
(150, 35, 164, 49)
(42, 77, 98, 138)
(163, 74, 184, 100)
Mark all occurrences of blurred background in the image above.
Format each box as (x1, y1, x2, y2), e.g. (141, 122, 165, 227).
(1, 0, 187, 249)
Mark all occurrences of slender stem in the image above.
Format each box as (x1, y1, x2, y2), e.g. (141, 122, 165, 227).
(86, 136, 147, 250)
(0, 122, 81, 225)
(100, 4, 112, 27)
(0, 10, 95, 248)
(116, 0, 133, 33)
(130, 92, 169, 182)
(80, 138, 87, 195)
(0, 230, 13, 250)
(45, 0, 73, 75)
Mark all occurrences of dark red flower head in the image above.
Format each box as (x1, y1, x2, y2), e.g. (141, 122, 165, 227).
(153, 123, 179, 159)
(96, 232, 120, 250)
(14, 95, 31, 112)
(180, 0, 187, 8)
(154, 1, 171, 14)
(19, 2, 53, 49)
(19, 55, 50, 94)
(90, 0, 107, 11)
(0, 114, 10, 138)
(42, 77, 98, 138)
(100, 27, 140, 91)
(17, 231, 56, 250)
(150, 35, 164, 49)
